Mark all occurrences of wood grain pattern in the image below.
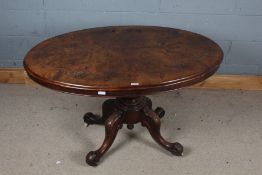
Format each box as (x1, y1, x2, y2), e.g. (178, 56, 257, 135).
(0, 68, 25, 84)
(23, 26, 223, 97)
(192, 75, 262, 91)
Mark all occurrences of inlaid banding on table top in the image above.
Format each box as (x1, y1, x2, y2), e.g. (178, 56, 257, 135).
(24, 26, 223, 96)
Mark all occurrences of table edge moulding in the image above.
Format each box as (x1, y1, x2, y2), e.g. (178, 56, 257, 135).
(23, 25, 223, 166)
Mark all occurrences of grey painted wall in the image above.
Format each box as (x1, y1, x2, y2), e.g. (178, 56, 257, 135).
(0, 0, 262, 75)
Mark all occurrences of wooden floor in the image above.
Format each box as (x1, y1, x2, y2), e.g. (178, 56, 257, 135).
(1, 68, 262, 91)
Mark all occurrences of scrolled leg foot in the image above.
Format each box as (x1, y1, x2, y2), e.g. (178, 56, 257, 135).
(169, 142, 183, 156)
(154, 107, 165, 118)
(142, 107, 183, 156)
(86, 151, 100, 166)
(83, 112, 104, 126)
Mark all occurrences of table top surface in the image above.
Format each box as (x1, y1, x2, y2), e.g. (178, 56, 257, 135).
(24, 26, 223, 97)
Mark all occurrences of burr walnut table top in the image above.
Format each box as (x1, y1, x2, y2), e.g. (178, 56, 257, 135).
(24, 26, 223, 97)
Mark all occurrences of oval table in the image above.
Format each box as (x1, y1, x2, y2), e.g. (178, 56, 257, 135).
(24, 26, 223, 166)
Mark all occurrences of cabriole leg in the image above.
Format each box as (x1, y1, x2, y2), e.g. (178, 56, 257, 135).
(86, 111, 123, 166)
(141, 107, 183, 156)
